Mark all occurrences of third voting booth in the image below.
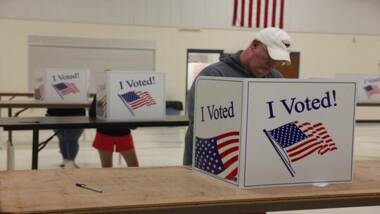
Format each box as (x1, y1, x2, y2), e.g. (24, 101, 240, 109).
(34, 68, 89, 103)
(193, 77, 356, 188)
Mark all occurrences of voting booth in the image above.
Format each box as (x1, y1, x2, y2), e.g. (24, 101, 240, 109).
(96, 71, 165, 121)
(193, 77, 356, 188)
(34, 68, 89, 103)
(336, 73, 380, 103)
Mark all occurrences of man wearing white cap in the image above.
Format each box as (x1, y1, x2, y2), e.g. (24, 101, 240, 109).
(183, 27, 292, 166)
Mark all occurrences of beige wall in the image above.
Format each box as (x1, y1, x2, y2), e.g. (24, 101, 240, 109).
(1, 18, 380, 105)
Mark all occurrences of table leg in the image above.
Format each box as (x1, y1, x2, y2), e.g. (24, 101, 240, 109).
(8, 107, 12, 142)
(0, 96, 1, 133)
(32, 129, 39, 170)
(0, 97, 2, 149)
(6, 107, 15, 170)
(6, 140, 15, 170)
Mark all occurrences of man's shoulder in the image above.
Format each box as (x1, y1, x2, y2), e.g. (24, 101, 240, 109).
(198, 62, 225, 76)
(199, 61, 243, 77)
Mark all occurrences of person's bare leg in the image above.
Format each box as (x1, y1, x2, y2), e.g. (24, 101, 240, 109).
(98, 150, 113, 168)
(120, 149, 139, 167)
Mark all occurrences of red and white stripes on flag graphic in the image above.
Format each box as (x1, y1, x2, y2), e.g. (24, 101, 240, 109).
(287, 121, 337, 163)
(232, 0, 285, 28)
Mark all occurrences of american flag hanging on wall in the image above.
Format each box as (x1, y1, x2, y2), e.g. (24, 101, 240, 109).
(232, 0, 285, 29)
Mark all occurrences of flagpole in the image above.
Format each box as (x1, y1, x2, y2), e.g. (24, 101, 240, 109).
(263, 129, 295, 177)
(118, 94, 135, 116)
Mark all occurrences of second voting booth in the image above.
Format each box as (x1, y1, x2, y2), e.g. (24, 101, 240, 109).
(193, 77, 356, 188)
(96, 71, 165, 121)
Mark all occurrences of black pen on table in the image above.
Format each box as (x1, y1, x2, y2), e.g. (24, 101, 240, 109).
(75, 183, 103, 193)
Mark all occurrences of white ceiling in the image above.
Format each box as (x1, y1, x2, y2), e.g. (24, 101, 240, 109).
(1, 0, 380, 35)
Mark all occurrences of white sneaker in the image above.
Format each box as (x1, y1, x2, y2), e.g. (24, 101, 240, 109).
(59, 159, 69, 168)
(61, 160, 79, 169)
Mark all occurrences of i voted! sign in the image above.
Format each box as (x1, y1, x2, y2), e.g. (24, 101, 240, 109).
(193, 77, 356, 188)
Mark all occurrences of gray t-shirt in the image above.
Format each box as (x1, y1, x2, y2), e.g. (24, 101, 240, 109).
(183, 50, 283, 165)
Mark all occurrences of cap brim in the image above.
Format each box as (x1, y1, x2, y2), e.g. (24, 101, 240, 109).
(267, 47, 291, 65)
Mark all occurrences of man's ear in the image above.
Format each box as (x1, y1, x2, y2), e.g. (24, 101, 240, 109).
(250, 40, 260, 50)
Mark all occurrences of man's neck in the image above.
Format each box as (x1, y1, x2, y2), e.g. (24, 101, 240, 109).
(239, 50, 250, 72)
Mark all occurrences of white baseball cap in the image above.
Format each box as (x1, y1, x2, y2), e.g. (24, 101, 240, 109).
(255, 27, 292, 65)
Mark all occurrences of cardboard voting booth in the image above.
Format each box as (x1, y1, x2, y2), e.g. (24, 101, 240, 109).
(193, 77, 356, 188)
(336, 73, 380, 103)
(96, 71, 165, 121)
(34, 68, 89, 103)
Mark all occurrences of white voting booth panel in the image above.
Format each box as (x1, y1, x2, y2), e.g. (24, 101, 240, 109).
(34, 68, 89, 103)
(193, 77, 356, 188)
(96, 71, 165, 121)
(336, 73, 380, 103)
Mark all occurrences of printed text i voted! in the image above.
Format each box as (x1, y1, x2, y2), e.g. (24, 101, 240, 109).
(266, 90, 337, 119)
(119, 76, 155, 89)
(52, 72, 79, 81)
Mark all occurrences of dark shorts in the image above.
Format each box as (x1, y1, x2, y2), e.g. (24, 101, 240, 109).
(93, 132, 134, 152)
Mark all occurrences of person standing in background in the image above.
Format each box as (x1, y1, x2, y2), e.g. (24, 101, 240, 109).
(90, 97, 139, 168)
(47, 108, 85, 168)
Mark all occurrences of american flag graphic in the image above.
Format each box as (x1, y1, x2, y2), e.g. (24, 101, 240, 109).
(263, 121, 337, 177)
(363, 85, 380, 97)
(52, 82, 80, 99)
(96, 96, 107, 117)
(118, 91, 156, 115)
(232, 0, 285, 28)
(195, 131, 240, 182)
